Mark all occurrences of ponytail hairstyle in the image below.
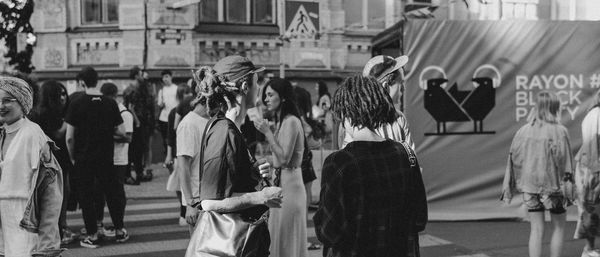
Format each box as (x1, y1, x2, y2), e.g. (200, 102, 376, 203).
(192, 66, 255, 117)
(527, 90, 561, 125)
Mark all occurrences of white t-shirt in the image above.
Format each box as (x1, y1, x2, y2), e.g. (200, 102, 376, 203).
(176, 111, 208, 205)
(158, 84, 178, 122)
(114, 103, 134, 165)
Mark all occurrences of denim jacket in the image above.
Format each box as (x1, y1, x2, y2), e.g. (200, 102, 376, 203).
(19, 140, 64, 257)
(502, 122, 573, 201)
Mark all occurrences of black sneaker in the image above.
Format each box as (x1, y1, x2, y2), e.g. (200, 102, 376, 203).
(115, 228, 130, 243)
(80, 235, 100, 249)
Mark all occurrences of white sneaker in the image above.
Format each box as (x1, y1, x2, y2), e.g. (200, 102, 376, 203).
(179, 217, 187, 226)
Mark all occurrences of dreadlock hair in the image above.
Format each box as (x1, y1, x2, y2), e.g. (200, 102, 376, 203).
(192, 66, 254, 117)
(332, 75, 398, 131)
(262, 78, 300, 123)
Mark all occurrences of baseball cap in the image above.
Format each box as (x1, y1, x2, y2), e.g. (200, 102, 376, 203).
(362, 55, 409, 81)
(213, 55, 265, 82)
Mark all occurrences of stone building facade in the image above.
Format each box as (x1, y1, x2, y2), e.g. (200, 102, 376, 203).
(28, 0, 406, 94)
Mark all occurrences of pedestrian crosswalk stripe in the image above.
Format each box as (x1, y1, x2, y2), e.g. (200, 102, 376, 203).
(419, 234, 452, 247)
(63, 239, 189, 257)
(68, 212, 179, 227)
(62, 198, 474, 257)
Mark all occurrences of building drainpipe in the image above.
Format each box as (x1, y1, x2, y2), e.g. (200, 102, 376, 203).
(143, 0, 149, 69)
(278, 0, 286, 78)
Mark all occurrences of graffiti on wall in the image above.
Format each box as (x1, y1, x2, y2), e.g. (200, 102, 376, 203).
(44, 48, 65, 69)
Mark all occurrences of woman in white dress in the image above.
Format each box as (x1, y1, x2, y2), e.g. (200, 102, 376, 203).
(255, 78, 308, 257)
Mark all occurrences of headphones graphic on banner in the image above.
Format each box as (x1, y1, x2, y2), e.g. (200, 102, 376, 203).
(419, 64, 502, 136)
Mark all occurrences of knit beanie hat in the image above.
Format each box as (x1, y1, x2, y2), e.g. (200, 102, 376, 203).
(0, 76, 33, 114)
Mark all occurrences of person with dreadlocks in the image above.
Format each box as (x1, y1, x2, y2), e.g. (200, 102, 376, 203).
(185, 56, 283, 257)
(314, 75, 427, 257)
(336, 55, 415, 151)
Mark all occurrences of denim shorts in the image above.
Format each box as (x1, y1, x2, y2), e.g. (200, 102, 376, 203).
(523, 192, 566, 214)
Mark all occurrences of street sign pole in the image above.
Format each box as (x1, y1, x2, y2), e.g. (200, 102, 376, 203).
(279, 0, 286, 78)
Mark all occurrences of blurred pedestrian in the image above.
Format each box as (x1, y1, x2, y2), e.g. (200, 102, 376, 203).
(502, 91, 573, 257)
(293, 83, 321, 250)
(336, 55, 415, 151)
(314, 75, 427, 257)
(123, 66, 155, 183)
(255, 78, 308, 257)
(574, 89, 600, 257)
(166, 84, 193, 226)
(175, 85, 209, 230)
(65, 67, 127, 248)
(185, 56, 283, 257)
(29, 80, 76, 245)
(0, 76, 63, 256)
(157, 70, 178, 155)
(312, 81, 330, 120)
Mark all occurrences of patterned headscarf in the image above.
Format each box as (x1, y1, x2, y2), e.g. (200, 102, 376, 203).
(0, 76, 33, 114)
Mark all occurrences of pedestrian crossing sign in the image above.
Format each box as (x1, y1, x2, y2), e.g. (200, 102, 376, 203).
(285, 1, 319, 40)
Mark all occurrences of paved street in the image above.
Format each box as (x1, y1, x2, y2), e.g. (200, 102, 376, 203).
(59, 164, 588, 257)
(60, 196, 496, 257)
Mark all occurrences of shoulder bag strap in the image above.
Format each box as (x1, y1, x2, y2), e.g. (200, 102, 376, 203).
(399, 141, 417, 168)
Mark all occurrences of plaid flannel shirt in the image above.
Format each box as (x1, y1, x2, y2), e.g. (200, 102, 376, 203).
(314, 140, 427, 257)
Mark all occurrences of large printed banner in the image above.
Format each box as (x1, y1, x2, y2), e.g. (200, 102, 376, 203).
(404, 20, 600, 220)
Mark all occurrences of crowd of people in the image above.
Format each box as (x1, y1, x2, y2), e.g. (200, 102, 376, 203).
(0, 52, 428, 257)
(1, 51, 598, 257)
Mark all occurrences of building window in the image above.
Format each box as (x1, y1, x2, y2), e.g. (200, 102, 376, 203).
(253, 0, 274, 24)
(81, 0, 119, 25)
(344, 0, 390, 30)
(499, 0, 538, 20)
(199, 0, 219, 22)
(198, 0, 275, 24)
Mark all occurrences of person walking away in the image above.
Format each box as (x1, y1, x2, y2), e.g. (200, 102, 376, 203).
(157, 70, 178, 155)
(101, 82, 132, 242)
(574, 89, 600, 257)
(254, 78, 308, 257)
(314, 75, 427, 257)
(186, 56, 283, 257)
(165, 84, 192, 226)
(0, 76, 64, 256)
(65, 67, 128, 248)
(502, 91, 574, 257)
(29, 80, 77, 246)
(293, 84, 320, 250)
(123, 66, 155, 183)
(176, 90, 209, 230)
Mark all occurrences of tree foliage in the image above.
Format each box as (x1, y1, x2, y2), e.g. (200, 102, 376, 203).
(0, 0, 35, 73)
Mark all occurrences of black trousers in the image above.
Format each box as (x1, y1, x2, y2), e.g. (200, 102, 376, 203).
(157, 120, 168, 154)
(129, 125, 149, 177)
(94, 165, 128, 224)
(74, 161, 126, 234)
